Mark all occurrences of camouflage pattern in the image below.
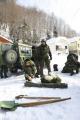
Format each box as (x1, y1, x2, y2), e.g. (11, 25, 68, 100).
(32, 46, 40, 76)
(38, 42, 52, 76)
(62, 53, 80, 75)
(41, 74, 61, 83)
(23, 59, 37, 81)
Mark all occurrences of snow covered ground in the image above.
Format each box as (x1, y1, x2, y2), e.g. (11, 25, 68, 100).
(0, 53, 80, 120)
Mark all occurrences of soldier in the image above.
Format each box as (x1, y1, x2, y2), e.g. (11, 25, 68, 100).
(32, 45, 40, 77)
(38, 39, 52, 77)
(0, 53, 8, 78)
(23, 58, 37, 81)
(62, 52, 80, 75)
(67, 53, 80, 75)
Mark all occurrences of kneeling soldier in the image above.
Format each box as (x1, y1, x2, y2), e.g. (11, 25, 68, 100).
(23, 58, 37, 81)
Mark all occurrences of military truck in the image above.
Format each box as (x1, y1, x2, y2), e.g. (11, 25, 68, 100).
(0, 41, 32, 73)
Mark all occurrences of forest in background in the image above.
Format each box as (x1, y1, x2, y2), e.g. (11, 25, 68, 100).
(0, 0, 77, 45)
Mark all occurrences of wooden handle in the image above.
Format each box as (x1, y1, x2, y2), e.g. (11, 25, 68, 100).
(17, 97, 71, 107)
(15, 95, 61, 100)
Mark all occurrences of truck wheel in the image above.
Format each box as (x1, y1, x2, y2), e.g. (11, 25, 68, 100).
(3, 49, 18, 64)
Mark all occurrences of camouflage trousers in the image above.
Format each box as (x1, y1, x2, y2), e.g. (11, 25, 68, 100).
(0, 65, 8, 78)
(24, 66, 37, 80)
(39, 58, 51, 76)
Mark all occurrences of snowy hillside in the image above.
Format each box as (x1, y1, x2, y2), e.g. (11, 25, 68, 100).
(0, 53, 80, 120)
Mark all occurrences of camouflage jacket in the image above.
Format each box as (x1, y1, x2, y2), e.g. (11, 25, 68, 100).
(0, 53, 6, 66)
(23, 59, 37, 75)
(32, 46, 39, 61)
(38, 44, 52, 60)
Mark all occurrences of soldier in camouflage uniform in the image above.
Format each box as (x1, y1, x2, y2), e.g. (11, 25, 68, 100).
(38, 39, 52, 77)
(23, 58, 37, 81)
(62, 53, 80, 75)
(32, 45, 40, 77)
(0, 53, 8, 78)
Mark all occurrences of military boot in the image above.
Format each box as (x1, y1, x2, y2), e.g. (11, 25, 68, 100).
(70, 71, 74, 76)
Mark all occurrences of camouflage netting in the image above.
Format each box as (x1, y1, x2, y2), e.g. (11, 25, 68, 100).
(41, 74, 61, 83)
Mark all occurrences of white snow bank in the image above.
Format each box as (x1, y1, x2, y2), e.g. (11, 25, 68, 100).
(0, 54, 80, 120)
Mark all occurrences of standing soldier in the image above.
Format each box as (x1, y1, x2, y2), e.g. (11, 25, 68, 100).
(38, 39, 52, 77)
(0, 52, 8, 78)
(32, 45, 40, 77)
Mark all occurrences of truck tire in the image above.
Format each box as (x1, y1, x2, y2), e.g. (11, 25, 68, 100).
(3, 49, 18, 64)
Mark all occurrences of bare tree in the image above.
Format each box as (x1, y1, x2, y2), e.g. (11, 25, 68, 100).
(0, 1, 77, 44)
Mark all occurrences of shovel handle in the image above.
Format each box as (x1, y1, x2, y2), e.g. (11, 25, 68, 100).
(15, 95, 61, 100)
(17, 97, 71, 107)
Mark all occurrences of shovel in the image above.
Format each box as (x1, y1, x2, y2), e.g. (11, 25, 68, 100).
(15, 95, 61, 99)
(0, 97, 71, 111)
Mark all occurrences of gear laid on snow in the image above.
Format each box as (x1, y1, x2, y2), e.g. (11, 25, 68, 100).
(0, 97, 71, 111)
(41, 74, 61, 83)
(24, 81, 68, 88)
(53, 64, 58, 71)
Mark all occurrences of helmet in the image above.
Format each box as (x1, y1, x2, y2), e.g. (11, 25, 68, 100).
(41, 39, 46, 43)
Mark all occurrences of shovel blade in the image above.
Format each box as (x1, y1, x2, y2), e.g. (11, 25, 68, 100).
(0, 101, 16, 110)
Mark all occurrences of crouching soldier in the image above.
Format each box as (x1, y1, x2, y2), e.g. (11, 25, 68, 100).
(23, 58, 37, 81)
(62, 52, 80, 75)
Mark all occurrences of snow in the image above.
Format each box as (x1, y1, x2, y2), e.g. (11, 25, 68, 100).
(0, 53, 80, 120)
(0, 24, 10, 38)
